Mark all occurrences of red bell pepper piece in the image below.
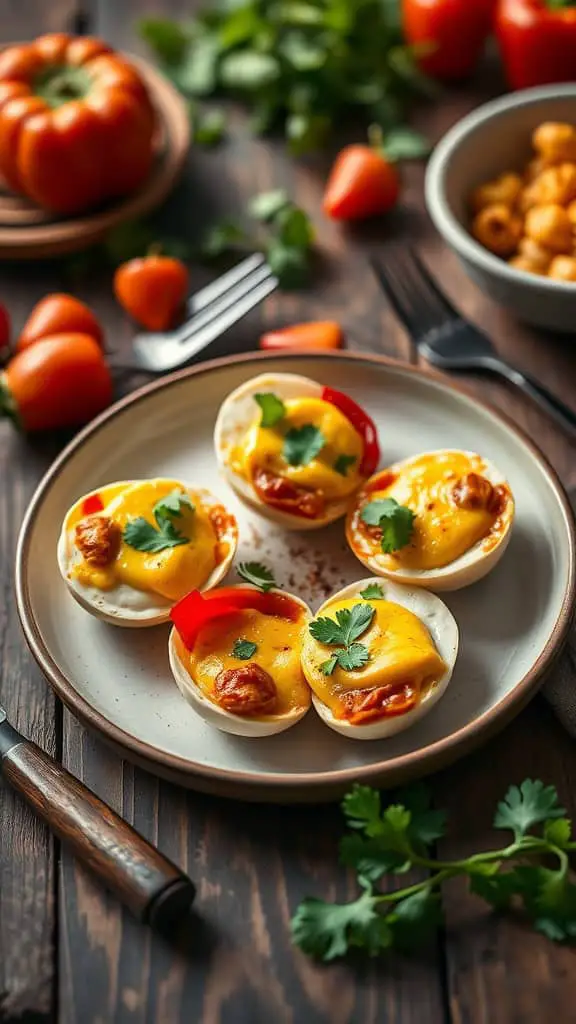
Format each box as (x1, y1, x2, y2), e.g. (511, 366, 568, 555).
(403, 0, 496, 81)
(496, 0, 576, 90)
(81, 493, 104, 515)
(321, 386, 380, 476)
(170, 587, 301, 651)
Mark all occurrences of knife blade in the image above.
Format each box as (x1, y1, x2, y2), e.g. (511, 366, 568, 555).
(0, 704, 195, 928)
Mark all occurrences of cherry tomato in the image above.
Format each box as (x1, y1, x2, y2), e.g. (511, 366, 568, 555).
(496, 0, 576, 90)
(17, 293, 103, 352)
(323, 144, 400, 221)
(0, 332, 112, 431)
(114, 255, 189, 331)
(402, 0, 496, 80)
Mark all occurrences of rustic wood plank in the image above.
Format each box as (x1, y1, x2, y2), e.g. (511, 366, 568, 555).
(406, 90, 576, 1024)
(1, 1, 79, 42)
(0, 265, 68, 1018)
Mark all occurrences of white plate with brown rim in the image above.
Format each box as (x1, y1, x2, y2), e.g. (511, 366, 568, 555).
(15, 352, 576, 802)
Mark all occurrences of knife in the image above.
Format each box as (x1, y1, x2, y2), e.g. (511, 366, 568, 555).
(0, 703, 195, 928)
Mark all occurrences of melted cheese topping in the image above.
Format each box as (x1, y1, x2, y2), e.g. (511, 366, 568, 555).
(232, 397, 364, 500)
(353, 452, 504, 570)
(302, 597, 445, 718)
(67, 480, 220, 600)
(183, 607, 310, 717)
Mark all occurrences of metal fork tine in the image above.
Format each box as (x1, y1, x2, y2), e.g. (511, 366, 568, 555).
(369, 256, 421, 335)
(176, 262, 275, 346)
(408, 248, 459, 319)
(185, 252, 266, 316)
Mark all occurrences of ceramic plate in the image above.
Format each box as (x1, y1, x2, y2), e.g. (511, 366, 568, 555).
(15, 353, 576, 802)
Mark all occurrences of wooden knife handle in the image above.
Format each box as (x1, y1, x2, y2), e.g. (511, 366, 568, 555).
(1, 730, 195, 927)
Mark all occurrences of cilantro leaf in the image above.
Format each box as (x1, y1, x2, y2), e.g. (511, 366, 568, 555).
(123, 517, 188, 553)
(361, 498, 415, 554)
(237, 561, 276, 592)
(342, 786, 382, 834)
(291, 890, 382, 962)
(254, 392, 286, 428)
(339, 834, 410, 882)
(334, 454, 357, 476)
(320, 654, 339, 676)
(153, 489, 193, 524)
(386, 889, 443, 951)
(232, 638, 258, 660)
(193, 107, 226, 146)
(494, 780, 566, 840)
(514, 866, 576, 942)
(469, 867, 522, 910)
(337, 643, 370, 671)
(360, 583, 384, 600)
(335, 603, 375, 645)
(248, 189, 290, 222)
(283, 424, 325, 466)
(310, 616, 348, 646)
(544, 818, 573, 847)
(398, 783, 447, 847)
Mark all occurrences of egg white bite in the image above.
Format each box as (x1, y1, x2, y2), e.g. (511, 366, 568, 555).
(346, 450, 514, 591)
(300, 578, 459, 740)
(168, 585, 312, 737)
(214, 372, 380, 530)
(57, 478, 238, 627)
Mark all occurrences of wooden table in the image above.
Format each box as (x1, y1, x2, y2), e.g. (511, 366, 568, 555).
(2, 4, 576, 1022)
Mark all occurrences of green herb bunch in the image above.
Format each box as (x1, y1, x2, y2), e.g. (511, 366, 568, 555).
(292, 779, 576, 961)
(140, 0, 433, 154)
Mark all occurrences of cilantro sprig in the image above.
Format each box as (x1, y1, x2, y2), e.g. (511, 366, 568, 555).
(283, 424, 325, 467)
(334, 454, 356, 477)
(309, 602, 375, 675)
(254, 392, 286, 428)
(361, 498, 415, 554)
(292, 779, 576, 962)
(360, 583, 384, 600)
(232, 638, 258, 660)
(237, 561, 276, 592)
(123, 490, 194, 553)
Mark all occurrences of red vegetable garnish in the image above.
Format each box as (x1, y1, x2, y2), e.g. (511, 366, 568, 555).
(321, 386, 380, 476)
(171, 587, 301, 651)
(81, 493, 104, 515)
(252, 467, 325, 520)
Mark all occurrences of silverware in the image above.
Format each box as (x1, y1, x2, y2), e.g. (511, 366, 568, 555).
(370, 247, 576, 437)
(0, 702, 195, 928)
(132, 253, 278, 372)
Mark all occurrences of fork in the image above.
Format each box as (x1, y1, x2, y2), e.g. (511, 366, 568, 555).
(132, 252, 278, 373)
(370, 247, 576, 437)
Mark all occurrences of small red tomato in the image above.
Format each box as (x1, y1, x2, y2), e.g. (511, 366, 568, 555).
(114, 255, 189, 331)
(402, 0, 496, 81)
(323, 144, 400, 221)
(260, 321, 343, 351)
(0, 301, 11, 362)
(17, 293, 103, 352)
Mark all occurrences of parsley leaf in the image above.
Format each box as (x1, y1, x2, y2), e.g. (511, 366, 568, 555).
(291, 890, 383, 962)
(494, 780, 566, 841)
(232, 638, 257, 660)
(123, 517, 188, 553)
(343, 786, 383, 834)
(361, 498, 415, 554)
(337, 643, 370, 672)
(237, 561, 276, 592)
(153, 489, 193, 523)
(254, 392, 286, 428)
(334, 454, 357, 476)
(387, 889, 442, 951)
(248, 189, 290, 222)
(320, 654, 339, 676)
(339, 834, 409, 882)
(359, 583, 384, 600)
(124, 489, 193, 552)
(193, 107, 226, 146)
(310, 603, 374, 647)
(283, 424, 325, 466)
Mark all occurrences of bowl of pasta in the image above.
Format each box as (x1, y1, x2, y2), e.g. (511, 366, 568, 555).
(425, 84, 576, 332)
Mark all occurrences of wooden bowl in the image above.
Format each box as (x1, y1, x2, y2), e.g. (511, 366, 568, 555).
(0, 52, 191, 260)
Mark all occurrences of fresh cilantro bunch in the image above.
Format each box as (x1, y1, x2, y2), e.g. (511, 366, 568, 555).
(237, 561, 277, 591)
(140, 0, 433, 154)
(124, 490, 194, 553)
(203, 190, 315, 289)
(292, 779, 576, 962)
(310, 602, 375, 675)
(361, 498, 415, 554)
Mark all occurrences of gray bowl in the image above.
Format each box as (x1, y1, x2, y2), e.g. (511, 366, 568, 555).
(425, 85, 576, 333)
